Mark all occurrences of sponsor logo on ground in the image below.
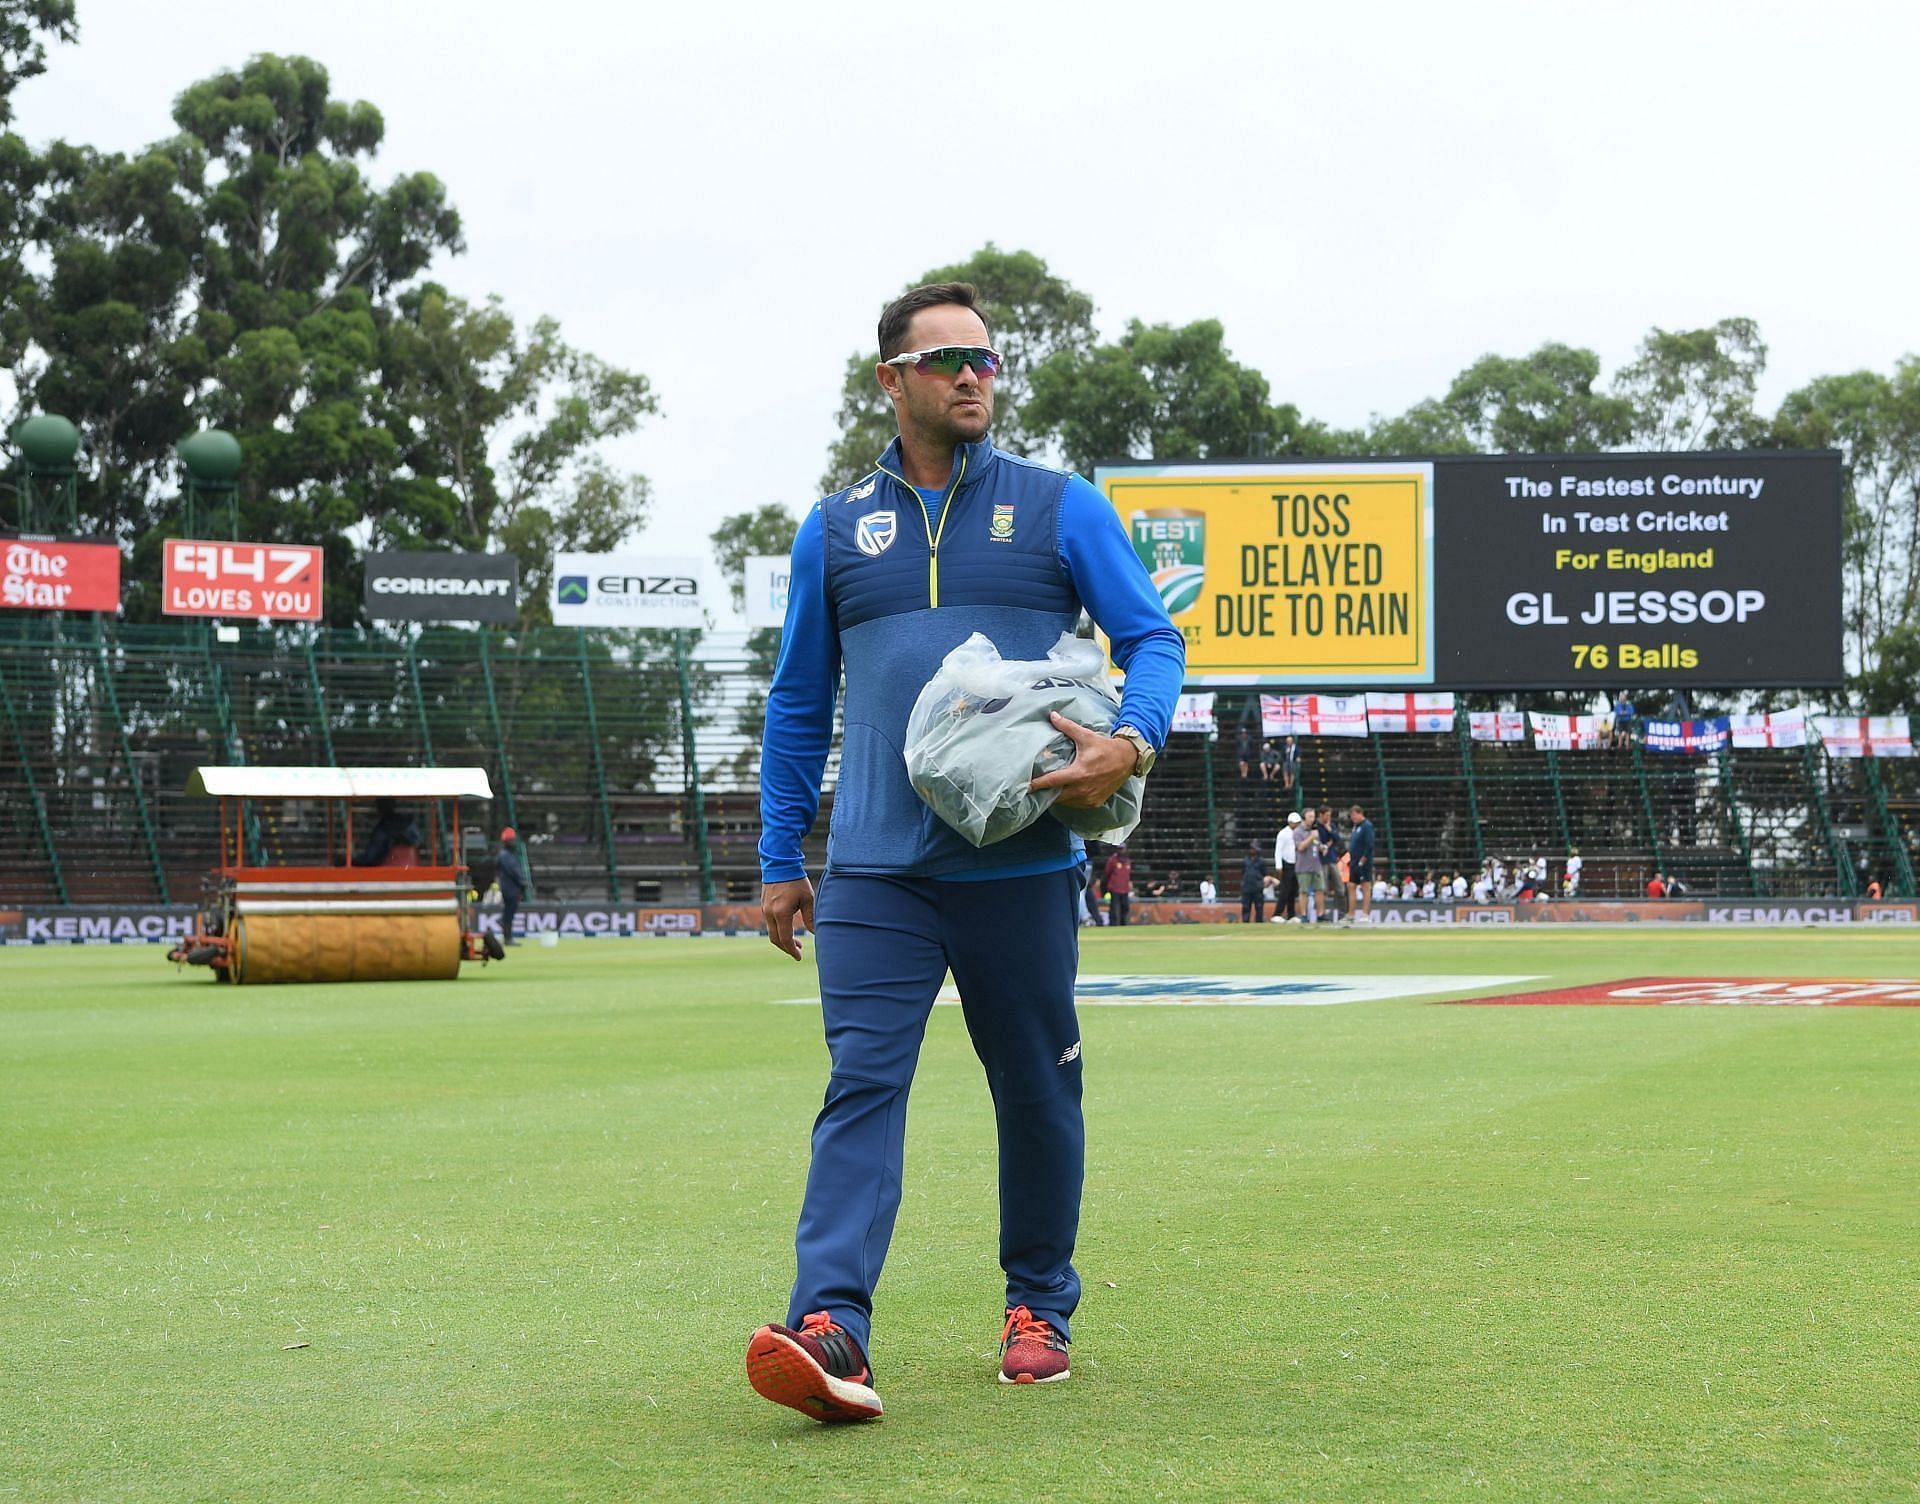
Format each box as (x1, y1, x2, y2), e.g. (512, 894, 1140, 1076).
(770, 974, 1539, 1008)
(1449, 977, 1920, 1007)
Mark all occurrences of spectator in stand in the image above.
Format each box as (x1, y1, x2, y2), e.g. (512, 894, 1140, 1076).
(1262, 871, 1278, 910)
(1420, 872, 1439, 900)
(1664, 872, 1688, 898)
(1294, 814, 1324, 924)
(1346, 804, 1377, 924)
(1564, 847, 1583, 897)
(1273, 810, 1301, 922)
(1451, 870, 1469, 899)
(1240, 844, 1266, 924)
(1198, 875, 1217, 905)
(1280, 736, 1299, 794)
(1236, 728, 1253, 780)
(1102, 845, 1134, 927)
(1612, 693, 1636, 747)
(1471, 866, 1494, 904)
(1258, 740, 1280, 782)
(1646, 871, 1666, 899)
(1142, 869, 1181, 899)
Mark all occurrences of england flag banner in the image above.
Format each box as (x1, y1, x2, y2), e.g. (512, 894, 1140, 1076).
(1469, 711, 1526, 743)
(1731, 709, 1808, 749)
(1260, 694, 1310, 735)
(1531, 712, 1605, 750)
(1304, 694, 1370, 737)
(1644, 716, 1731, 754)
(1871, 716, 1914, 756)
(1820, 715, 1914, 758)
(1816, 717, 1867, 757)
(1366, 692, 1456, 734)
(1171, 692, 1217, 735)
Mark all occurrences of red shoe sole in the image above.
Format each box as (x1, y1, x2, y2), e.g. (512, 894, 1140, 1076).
(746, 1326, 883, 1423)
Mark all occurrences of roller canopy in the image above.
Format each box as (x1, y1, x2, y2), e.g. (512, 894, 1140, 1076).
(187, 766, 493, 800)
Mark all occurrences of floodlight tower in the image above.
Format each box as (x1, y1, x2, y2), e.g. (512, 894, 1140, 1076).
(177, 429, 243, 538)
(13, 414, 80, 533)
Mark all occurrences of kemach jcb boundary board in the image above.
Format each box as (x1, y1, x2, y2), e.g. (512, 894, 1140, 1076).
(1096, 451, 1843, 690)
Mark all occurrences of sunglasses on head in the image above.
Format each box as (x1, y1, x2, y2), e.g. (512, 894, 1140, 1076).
(883, 345, 1004, 377)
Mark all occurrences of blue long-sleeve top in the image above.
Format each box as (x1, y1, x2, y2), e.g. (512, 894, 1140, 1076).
(758, 471, 1186, 883)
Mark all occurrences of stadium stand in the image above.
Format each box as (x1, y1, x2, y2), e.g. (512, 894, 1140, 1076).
(0, 619, 1911, 904)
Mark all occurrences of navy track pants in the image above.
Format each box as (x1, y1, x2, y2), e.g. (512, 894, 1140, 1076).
(787, 868, 1086, 1356)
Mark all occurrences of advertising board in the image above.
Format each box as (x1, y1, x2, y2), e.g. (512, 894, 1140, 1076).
(365, 550, 518, 623)
(1, 536, 121, 612)
(551, 553, 706, 628)
(743, 554, 790, 630)
(162, 540, 324, 621)
(1094, 452, 1842, 688)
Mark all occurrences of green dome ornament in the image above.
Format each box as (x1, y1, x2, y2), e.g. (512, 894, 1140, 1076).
(176, 429, 243, 486)
(15, 414, 80, 472)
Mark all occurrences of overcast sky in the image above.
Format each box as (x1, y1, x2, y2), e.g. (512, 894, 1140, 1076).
(16, 0, 1919, 573)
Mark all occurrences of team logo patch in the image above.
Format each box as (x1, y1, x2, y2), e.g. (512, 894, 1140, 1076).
(849, 477, 877, 503)
(1130, 508, 1206, 614)
(855, 511, 897, 557)
(990, 503, 1016, 542)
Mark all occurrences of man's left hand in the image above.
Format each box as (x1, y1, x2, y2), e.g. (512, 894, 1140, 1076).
(1029, 712, 1138, 808)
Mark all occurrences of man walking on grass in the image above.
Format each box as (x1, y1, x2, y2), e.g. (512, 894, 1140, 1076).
(747, 281, 1184, 1423)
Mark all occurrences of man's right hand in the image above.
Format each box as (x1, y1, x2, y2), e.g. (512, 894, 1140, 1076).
(761, 877, 816, 961)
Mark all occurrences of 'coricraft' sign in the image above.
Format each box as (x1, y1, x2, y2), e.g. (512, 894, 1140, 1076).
(365, 550, 518, 623)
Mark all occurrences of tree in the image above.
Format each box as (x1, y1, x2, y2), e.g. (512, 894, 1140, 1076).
(8, 52, 659, 627)
(1024, 318, 1335, 475)
(709, 501, 800, 610)
(1614, 317, 1768, 450)
(381, 284, 656, 621)
(1442, 342, 1637, 453)
(0, 0, 74, 126)
(15, 133, 212, 567)
(1353, 397, 1474, 456)
(819, 244, 1095, 493)
(1772, 360, 1920, 677)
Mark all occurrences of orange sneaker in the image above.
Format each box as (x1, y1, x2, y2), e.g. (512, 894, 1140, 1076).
(745, 1311, 883, 1423)
(998, 1305, 1071, 1384)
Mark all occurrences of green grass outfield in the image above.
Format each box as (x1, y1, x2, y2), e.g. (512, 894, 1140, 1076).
(4, 929, 1918, 1503)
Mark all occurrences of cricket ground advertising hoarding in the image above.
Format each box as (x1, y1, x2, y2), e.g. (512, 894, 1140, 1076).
(365, 550, 518, 623)
(1, 536, 121, 612)
(743, 554, 791, 630)
(551, 553, 706, 628)
(162, 540, 324, 621)
(1094, 452, 1842, 689)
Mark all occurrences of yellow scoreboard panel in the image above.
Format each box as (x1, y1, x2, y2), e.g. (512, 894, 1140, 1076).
(1095, 461, 1436, 685)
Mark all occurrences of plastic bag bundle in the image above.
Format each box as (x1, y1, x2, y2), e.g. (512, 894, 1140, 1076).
(904, 632, 1145, 848)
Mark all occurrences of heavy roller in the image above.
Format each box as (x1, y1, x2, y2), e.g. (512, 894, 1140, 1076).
(168, 766, 504, 984)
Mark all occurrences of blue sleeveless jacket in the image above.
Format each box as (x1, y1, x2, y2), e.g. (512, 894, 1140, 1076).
(820, 435, 1083, 876)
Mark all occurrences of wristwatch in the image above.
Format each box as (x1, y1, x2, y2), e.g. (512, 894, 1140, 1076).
(1111, 725, 1157, 777)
